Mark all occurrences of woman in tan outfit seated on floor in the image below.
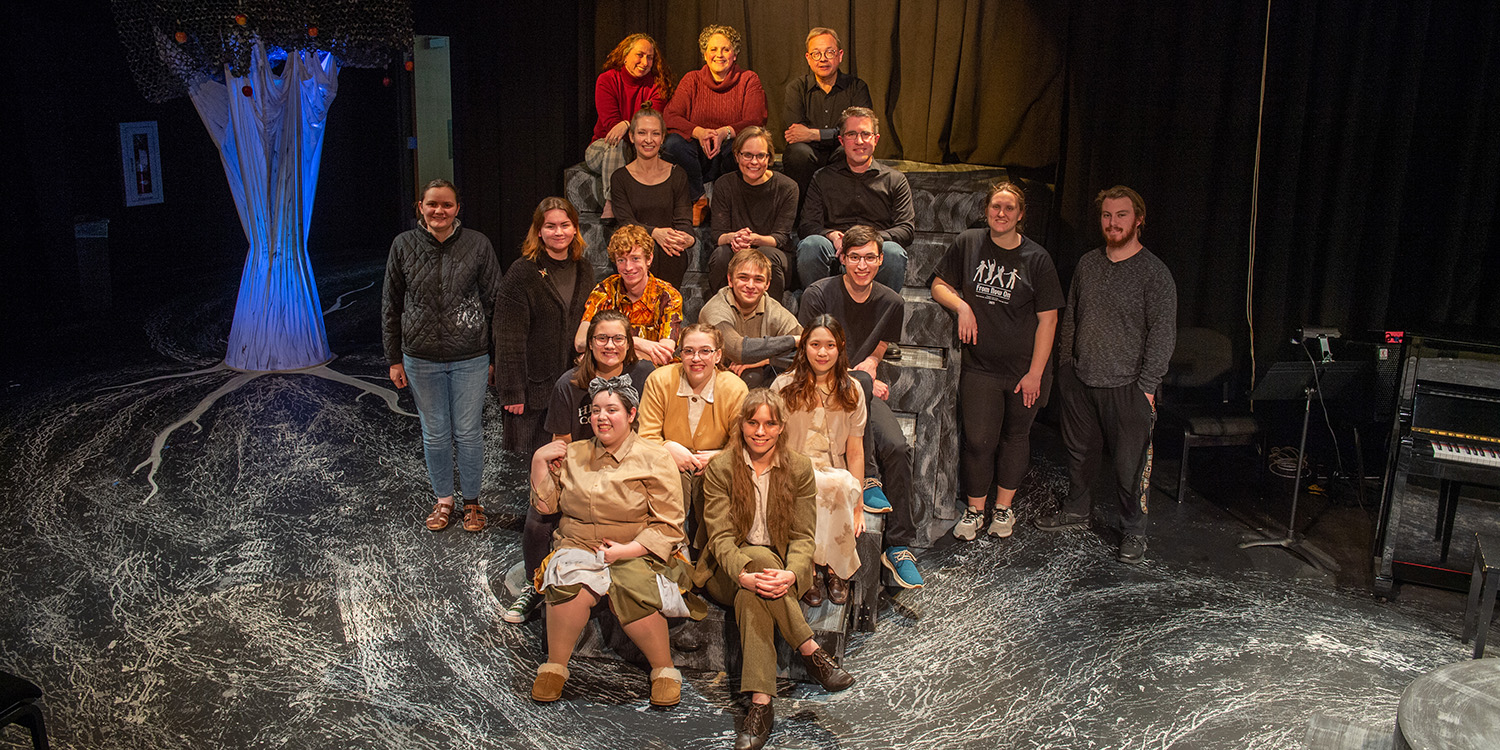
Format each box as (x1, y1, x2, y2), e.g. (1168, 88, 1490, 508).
(528, 378, 704, 707)
(701, 389, 854, 750)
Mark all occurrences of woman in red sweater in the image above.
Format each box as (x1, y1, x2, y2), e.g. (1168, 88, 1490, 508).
(661, 24, 768, 207)
(583, 33, 675, 220)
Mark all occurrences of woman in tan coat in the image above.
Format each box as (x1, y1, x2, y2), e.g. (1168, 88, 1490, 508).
(701, 389, 854, 750)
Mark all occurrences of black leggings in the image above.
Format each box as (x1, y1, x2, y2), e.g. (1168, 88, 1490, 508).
(959, 368, 1041, 496)
(522, 508, 560, 580)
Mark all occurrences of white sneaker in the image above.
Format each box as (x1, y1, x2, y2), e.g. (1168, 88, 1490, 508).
(953, 506, 985, 541)
(987, 506, 1016, 538)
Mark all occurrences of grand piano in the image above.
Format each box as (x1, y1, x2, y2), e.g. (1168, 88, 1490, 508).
(1373, 330, 1500, 598)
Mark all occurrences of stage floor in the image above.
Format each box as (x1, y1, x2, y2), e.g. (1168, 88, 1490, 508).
(0, 258, 1480, 749)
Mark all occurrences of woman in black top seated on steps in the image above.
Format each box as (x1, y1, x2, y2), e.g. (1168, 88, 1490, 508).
(611, 107, 697, 290)
(706, 126, 798, 301)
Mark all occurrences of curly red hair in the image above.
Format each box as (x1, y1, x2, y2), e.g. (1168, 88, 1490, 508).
(602, 33, 675, 101)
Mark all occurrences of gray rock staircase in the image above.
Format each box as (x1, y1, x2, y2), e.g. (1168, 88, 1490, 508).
(530, 159, 1052, 679)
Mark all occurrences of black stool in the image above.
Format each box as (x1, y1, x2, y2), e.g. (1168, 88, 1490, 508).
(0, 671, 48, 750)
(1462, 532, 1499, 659)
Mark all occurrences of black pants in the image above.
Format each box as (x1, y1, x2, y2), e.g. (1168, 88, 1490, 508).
(706, 244, 788, 302)
(738, 364, 780, 389)
(782, 140, 843, 213)
(1058, 367, 1156, 536)
(850, 370, 916, 548)
(522, 508, 560, 579)
(509, 407, 561, 581)
(958, 368, 1041, 496)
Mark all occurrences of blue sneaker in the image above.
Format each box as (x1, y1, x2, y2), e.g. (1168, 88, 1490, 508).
(862, 483, 893, 514)
(881, 546, 924, 589)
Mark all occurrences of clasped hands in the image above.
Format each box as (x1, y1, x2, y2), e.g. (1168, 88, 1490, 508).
(665, 441, 716, 474)
(651, 226, 695, 257)
(695, 125, 735, 158)
(738, 567, 796, 599)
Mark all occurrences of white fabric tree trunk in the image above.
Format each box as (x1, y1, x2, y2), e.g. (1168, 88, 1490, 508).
(189, 43, 338, 371)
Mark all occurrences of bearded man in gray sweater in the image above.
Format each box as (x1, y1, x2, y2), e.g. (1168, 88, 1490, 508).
(1036, 186, 1176, 564)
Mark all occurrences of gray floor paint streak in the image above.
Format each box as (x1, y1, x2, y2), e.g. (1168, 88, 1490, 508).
(0, 261, 1474, 749)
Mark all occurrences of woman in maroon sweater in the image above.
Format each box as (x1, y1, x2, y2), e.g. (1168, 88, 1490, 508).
(583, 33, 674, 219)
(661, 24, 768, 204)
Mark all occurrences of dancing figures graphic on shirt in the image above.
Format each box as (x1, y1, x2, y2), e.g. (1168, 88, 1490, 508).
(972, 259, 1018, 304)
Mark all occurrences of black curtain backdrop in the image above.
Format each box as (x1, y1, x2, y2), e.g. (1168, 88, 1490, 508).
(6, 1, 1495, 374)
(416, 3, 584, 269)
(591, 0, 1500, 379)
(593, 0, 1065, 169)
(1255, 1, 1500, 363)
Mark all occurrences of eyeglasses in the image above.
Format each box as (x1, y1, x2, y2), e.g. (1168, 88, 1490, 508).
(841, 131, 876, 142)
(844, 252, 881, 265)
(737, 152, 771, 162)
(806, 49, 840, 62)
(592, 334, 627, 346)
(680, 347, 718, 360)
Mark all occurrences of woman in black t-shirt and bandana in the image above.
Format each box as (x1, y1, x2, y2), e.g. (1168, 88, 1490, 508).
(931, 182, 1065, 542)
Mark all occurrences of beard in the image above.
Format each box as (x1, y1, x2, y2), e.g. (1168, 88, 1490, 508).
(1104, 222, 1139, 248)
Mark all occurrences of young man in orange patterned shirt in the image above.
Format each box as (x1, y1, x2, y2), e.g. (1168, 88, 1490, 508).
(574, 224, 685, 366)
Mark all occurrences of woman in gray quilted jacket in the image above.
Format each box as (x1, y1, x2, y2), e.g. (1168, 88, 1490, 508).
(381, 179, 502, 534)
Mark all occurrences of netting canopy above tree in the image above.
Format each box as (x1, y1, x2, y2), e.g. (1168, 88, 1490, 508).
(112, 0, 411, 103)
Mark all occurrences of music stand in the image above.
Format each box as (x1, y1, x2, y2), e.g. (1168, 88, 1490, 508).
(1240, 359, 1365, 572)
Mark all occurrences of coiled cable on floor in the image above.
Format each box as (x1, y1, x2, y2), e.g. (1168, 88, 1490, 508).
(1267, 446, 1308, 478)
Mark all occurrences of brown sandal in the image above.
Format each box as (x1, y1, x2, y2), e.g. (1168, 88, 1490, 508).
(462, 504, 487, 533)
(425, 501, 454, 531)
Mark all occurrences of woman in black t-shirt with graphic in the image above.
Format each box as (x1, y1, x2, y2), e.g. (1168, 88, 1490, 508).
(931, 182, 1065, 542)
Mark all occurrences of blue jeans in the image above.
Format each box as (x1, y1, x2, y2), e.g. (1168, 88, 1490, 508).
(796, 235, 908, 291)
(403, 353, 488, 501)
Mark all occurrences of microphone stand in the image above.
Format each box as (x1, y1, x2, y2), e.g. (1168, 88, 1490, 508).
(1239, 333, 1342, 572)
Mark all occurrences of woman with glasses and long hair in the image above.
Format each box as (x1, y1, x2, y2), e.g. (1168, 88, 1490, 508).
(637, 324, 749, 555)
(502, 309, 656, 625)
(706, 126, 798, 301)
(382, 179, 501, 535)
(700, 389, 854, 750)
(769, 316, 865, 607)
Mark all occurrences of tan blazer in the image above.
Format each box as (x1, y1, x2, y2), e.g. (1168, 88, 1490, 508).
(695, 449, 817, 589)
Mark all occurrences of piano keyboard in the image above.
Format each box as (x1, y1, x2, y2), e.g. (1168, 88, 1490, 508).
(1429, 440, 1500, 469)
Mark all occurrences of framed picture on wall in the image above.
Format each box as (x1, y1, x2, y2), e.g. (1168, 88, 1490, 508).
(120, 120, 163, 206)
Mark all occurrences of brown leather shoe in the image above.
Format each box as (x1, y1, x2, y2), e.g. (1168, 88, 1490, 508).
(800, 568, 825, 607)
(826, 572, 850, 605)
(462, 504, 487, 532)
(425, 501, 454, 531)
(800, 646, 854, 692)
(734, 700, 774, 750)
(649, 667, 682, 707)
(532, 663, 568, 702)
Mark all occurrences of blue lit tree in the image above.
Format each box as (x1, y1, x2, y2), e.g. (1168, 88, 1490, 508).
(108, 1, 415, 498)
(113, 0, 411, 370)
